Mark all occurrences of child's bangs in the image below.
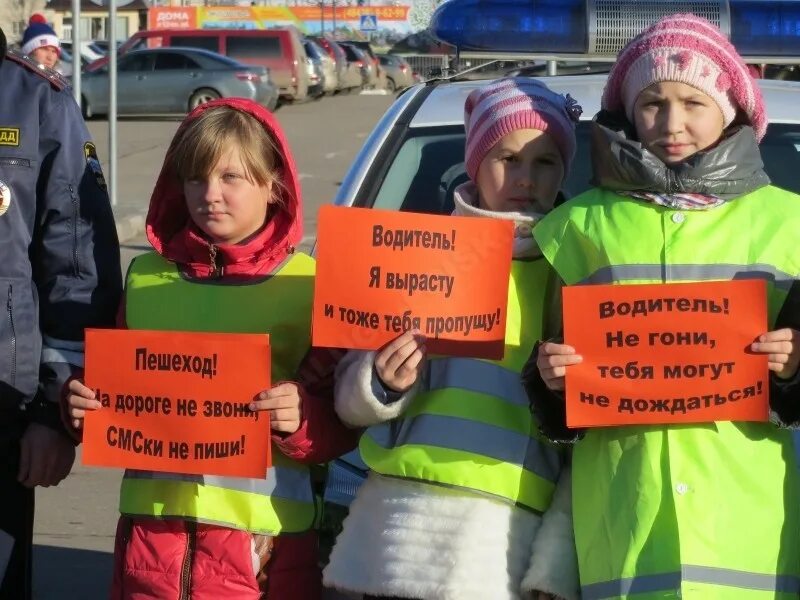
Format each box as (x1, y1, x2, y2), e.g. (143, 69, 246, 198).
(176, 132, 230, 183)
(234, 129, 275, 188)
(170, 108, 276, 187)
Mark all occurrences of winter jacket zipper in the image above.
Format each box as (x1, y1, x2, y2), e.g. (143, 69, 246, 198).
(178, 521, 197, 600)
(69, 184, 80, 276)
(6, 286, 15, 387)
(208, 244, 223, 277)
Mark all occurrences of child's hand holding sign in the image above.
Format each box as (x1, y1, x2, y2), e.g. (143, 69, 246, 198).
(250, 383, 303, 434)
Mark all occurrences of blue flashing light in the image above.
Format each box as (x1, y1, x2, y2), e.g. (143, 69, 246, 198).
(730, 1, 800, 56)
(430, 0, 587, 54)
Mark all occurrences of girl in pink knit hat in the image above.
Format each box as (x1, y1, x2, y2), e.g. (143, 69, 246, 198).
(526, 13, 800, 599)
(324, 78, 582, 600)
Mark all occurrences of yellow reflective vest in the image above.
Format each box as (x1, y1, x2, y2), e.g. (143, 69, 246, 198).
(535, 185, 800, 599)
(118, 251, 317, 535)
(361, 258, 564, 512)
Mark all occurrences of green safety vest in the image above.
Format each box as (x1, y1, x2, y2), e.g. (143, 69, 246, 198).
(118, 251, 317, 535)
(360, 258, 563, 513)
(535, 185, 800, 599)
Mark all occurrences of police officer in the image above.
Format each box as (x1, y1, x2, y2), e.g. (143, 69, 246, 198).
(0, 27, 121, 599)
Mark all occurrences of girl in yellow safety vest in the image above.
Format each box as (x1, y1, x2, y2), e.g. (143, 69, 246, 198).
(64, 99, 358, 600)
(323, 79, 583, 600)
(527, 14, 800, 600)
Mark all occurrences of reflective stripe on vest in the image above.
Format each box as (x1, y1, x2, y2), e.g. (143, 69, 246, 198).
(123, 459, 313, 503)
(582, 566, 800, 599)
(361, 260, 562, 512)
(365, 398, 561, 480)
(581, 263, 794, 291)
(426, 356, 530, 407)
(119, 452, 315, 534)
(119, 251, 316, 534)
(535, 186, 800, 324)
(535, 186, 800, 598)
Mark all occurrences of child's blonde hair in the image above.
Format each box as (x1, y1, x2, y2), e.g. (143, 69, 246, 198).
(166, 106, 285, 204)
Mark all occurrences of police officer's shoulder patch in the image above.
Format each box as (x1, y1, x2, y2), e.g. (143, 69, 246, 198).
(0, 128, 19, 146)
(84, 142, 107, 192)
(0, 181, 11, 216)
(5, 48, 69, 91)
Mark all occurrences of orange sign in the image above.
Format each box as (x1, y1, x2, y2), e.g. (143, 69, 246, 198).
(147, 5, 411, 30)
(563, 280, 769, 427)
(82, 329, 271, 478)
(204, 7, 256, 21)
(292, 5, 410, 20)
(147, 7, 197, 30)
(312, 205, 514, 359)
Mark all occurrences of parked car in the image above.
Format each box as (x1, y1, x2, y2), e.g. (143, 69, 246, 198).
(313, 37, 362, 93)
(304, 38, 337, 95)
(87, 28, 310, 102)
(326, 75, 800, 219)
(80, 47, 278, 117)
(54, 47, 88, 78)
(60, 40, 104, 63)
(303, 53, 324, 99)
(89, 39, 123, 54)
(378, 53, 415, 92)
(342, 39, 384, 89)
(338, 42, 376, 89)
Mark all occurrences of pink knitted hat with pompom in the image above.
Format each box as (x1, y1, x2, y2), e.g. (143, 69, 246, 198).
(602, 13, 766, 141)
(464, 77, 582, 180)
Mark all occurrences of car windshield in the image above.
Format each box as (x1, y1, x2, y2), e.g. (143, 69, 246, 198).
(352, 42, 376, 59)
(304, 41, 322, 60)
(341, 44, 362, 61)
(370, 122, 800, 215)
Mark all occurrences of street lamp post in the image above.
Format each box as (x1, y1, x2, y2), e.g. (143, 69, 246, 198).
(71, 0, 81, 105)
(109, 0, 117, 207)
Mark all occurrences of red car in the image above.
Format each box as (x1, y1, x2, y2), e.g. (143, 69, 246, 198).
(87, 28, 312, 102)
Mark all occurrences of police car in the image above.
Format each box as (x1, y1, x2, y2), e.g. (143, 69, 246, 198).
(321, 0, 800, 508)
(333, 0, 800, 215)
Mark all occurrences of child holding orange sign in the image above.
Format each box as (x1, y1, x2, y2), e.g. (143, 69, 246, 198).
(65, 99, 358, 600)
(323, 79, 582, 600)
(527, 14, 800, 599)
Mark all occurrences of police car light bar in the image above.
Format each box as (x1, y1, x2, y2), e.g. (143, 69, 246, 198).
(732, 0, 800, 56)
(431, 0, 586, 54)
(430, 0, 800, 61)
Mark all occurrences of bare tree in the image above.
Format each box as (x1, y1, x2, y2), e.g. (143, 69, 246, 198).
(408, 0, 438, 33)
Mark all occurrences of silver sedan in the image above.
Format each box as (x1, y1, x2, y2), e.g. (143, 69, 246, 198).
(80, 47, 279, 117)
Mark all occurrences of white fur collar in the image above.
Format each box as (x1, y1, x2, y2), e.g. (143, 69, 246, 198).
(452, 182, 543, 259)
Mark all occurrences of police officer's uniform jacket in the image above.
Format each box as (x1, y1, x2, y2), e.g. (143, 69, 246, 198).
(0, 43, 121, 428)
